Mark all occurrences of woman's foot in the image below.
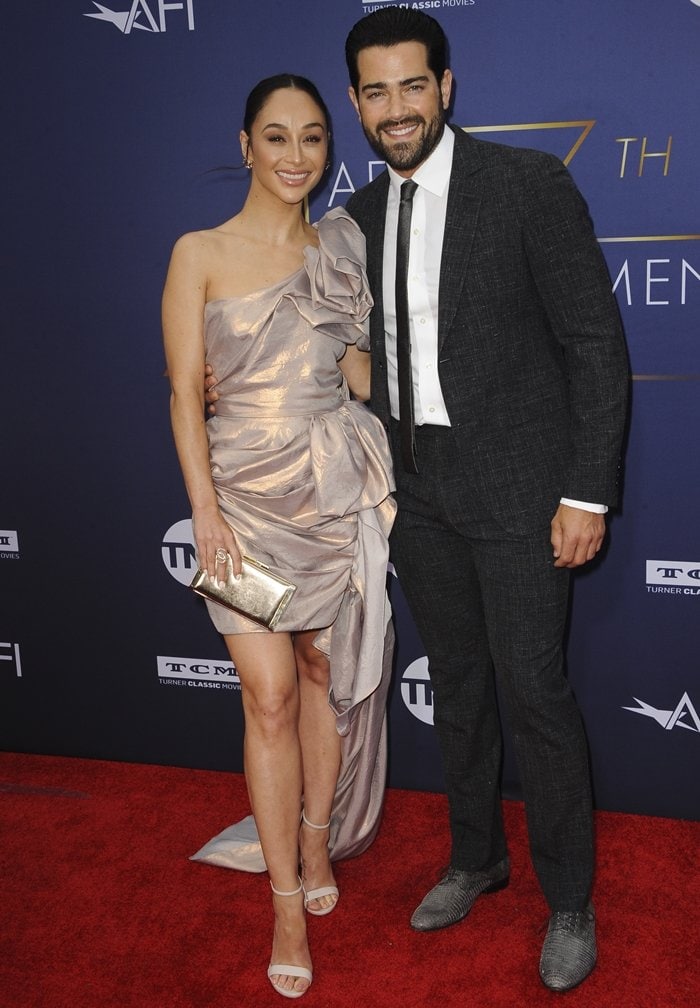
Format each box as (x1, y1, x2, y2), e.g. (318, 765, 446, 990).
(268, 880, 312, 999)
(299, 813, 339, 916)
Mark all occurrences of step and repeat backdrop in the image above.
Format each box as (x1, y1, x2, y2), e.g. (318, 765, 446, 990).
(3, 1, 699, 819)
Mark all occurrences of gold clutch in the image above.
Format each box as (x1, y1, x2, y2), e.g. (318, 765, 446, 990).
(190, 554, 297, 630)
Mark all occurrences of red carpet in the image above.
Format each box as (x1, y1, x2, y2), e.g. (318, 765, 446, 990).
(1, 752, 698, 1007)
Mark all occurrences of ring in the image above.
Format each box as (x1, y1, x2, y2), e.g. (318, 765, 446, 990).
(215, 548, 228, 563)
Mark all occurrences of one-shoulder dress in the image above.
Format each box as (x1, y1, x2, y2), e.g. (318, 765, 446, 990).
(190, 207, 396, 872)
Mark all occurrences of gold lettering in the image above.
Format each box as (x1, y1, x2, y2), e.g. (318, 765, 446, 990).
(638, 136, 672, 176)
(616, 138, 638, 178)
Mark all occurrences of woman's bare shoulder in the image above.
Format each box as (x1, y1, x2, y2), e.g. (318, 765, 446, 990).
(169, 221, 245, 283)
(173, 219, 235, 252)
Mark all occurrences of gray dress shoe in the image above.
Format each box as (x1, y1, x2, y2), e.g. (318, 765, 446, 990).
(539, 904, 596, 991)
(410, 858, 510, 932)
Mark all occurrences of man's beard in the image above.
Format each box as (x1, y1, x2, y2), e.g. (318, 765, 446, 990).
(362, 108, 445, 172)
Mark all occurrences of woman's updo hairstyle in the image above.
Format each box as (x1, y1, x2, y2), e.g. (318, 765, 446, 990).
(243, 73, 331, 136)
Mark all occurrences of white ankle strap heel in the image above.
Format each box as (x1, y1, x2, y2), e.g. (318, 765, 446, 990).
(267, 877, 312, 999)
(269, 878, 303, 898)
(300, 814, 339, 916)
(301, 811, 331, 830)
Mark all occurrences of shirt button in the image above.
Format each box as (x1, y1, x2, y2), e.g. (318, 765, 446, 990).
(419, 317, 426, 324)
(428, 406, 436, 414)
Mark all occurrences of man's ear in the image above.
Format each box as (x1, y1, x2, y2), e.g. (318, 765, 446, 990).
(348, 86, 361, 120)
(440, 69, 453, 111)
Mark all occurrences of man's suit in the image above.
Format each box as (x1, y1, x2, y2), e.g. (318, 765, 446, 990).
(346, 126, 629, 910)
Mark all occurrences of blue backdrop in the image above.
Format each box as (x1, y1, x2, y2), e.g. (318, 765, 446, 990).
(3, 0, 699, 819)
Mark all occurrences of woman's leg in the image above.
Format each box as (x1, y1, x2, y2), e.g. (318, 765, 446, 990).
(294, 629, 341, 914)
(224, 631, 310, 997)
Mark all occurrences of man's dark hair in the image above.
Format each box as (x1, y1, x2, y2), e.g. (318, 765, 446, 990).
(345, 8, 449, 94)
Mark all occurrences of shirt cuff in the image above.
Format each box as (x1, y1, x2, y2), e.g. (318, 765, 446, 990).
(560, 498, 608, 514)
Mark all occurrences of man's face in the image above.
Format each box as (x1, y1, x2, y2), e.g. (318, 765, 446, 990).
(348, 41, 452, 177)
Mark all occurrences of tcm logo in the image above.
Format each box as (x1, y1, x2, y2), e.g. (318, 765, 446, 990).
(360, 1, 475, 9)
(646, 560, 700, 595)
(0, 642, 23, 678)
(162, 519, 196, 586)
(401, 657, 434, 726)
(0, 530, 20, 558)
(84, 1, 194, 33)
(623, 692, 699, 734)
(157, 655, 240, 685)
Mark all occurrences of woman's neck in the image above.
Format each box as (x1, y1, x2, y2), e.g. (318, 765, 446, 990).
(237, 187, 310, 248)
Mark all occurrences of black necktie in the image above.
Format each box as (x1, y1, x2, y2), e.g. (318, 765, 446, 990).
(395, 178, 419, 474)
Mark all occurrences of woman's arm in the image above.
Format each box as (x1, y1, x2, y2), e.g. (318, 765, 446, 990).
(338, 342, 371, 402)
(162, 233, 241, 577)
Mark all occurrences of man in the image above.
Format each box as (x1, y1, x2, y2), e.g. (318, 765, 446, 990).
(342, 7, 629, 993)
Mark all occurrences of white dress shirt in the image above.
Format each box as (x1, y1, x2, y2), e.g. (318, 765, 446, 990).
(381, 127, 605, 514)
(383, 127, 453, 427)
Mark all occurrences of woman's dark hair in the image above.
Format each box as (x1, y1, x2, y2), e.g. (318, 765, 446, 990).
(243, 74, 331, 136)
(345, 8, 448, 94)
(207, 75, 332, 177)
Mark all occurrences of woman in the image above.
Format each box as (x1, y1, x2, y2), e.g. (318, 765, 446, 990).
(162, 75, 395, 999)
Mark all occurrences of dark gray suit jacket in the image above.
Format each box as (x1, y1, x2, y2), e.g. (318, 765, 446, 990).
(346, 127, 629, 532)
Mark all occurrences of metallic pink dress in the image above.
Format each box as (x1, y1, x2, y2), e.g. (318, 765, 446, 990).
(191, 208, 396, 869)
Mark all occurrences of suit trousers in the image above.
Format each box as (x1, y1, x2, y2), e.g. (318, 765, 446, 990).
(388, 421, 594, 911)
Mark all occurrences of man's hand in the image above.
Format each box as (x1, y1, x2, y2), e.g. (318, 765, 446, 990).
(550, 503, 606, 569)
(204, 364, 219, 415)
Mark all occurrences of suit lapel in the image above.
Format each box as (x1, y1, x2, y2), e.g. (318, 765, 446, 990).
(350, 175, 393, 422)
(438, 129, 484, 349)
(361, 175, 390, 359)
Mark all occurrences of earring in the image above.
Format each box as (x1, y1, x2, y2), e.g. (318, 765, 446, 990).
(243, 158, 252, 169)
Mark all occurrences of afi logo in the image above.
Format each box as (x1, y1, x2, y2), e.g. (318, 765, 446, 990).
(84, 1, 194, 33)
(623, 692, 700, 733)
(162, 519, 196, 586)
(401, 657, 434, 726)
(0, 642, 23, 678)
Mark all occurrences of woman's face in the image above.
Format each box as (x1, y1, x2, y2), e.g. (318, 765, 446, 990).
(241, 88, 328, 204)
